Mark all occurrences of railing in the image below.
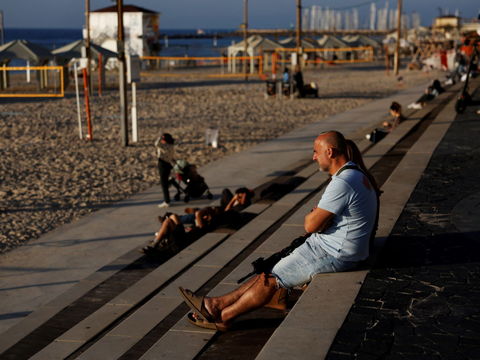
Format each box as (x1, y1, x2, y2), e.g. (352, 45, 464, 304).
(0, 66, 64, 98)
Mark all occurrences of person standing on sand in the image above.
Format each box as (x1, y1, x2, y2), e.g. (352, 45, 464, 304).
(178, 131, 377, 331)
(293, 65, 304, 97)
(155, 133, 176, 208)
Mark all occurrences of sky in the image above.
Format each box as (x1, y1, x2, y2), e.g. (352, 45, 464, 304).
(1, 0, 479, 29)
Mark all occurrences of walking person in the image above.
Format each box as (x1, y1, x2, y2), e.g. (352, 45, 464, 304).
(155, 133, 176, 208)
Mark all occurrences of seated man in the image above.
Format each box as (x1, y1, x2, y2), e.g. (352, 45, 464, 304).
(178, 131, 378, 331)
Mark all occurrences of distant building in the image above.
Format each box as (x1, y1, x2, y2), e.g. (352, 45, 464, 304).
(433, 15, 461, 39)
(86, 5, 161, 57)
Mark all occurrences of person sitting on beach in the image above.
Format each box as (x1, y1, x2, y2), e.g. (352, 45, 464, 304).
(178, 131, 377, 331)
(140, 211, 211, 254)
(283, 68, 290, 83)
(408, 80, 445, 109)
(383, 101, 406, 132)
(140, 188, 254, 254)
(187, 187, 255, 228)
(366, 102, 406, 144)
(293, 65, 304, 97)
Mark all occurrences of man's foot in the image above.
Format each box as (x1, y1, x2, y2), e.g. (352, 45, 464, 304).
(158, 202, 170, 208)
(189, 312, 230, 332)
(139, 244, 159, 254)
(178, 287, 220, 322)
(365, 134, 371, 140)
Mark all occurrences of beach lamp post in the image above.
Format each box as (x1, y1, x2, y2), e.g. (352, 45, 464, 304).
(117, 0, 129, 147)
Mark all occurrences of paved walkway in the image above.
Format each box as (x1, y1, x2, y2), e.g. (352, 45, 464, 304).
(0, 83, 430, 335)
(327, 88, 480, 358)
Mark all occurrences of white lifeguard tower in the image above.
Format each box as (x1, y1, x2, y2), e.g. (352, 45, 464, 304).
(86, 4, 161, 57)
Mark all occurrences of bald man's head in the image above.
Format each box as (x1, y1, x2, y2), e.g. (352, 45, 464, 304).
(313, 131, 348, 175)
(316, 131, 347, 156)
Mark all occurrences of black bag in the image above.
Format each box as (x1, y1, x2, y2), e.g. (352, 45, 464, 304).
(237, 234, 311, 284)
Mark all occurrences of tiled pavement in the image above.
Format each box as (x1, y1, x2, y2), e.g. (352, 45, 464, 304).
(327, 89, 480, 359)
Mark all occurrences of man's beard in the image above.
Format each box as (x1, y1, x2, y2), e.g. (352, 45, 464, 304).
(319, 164, 330, 173)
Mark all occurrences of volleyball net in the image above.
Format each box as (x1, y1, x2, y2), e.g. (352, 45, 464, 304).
(0, 66, 64, 97)
(139, 56, 263, 78)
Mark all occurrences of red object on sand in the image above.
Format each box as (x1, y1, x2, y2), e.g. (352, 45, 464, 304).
(82, 68, 93, 141)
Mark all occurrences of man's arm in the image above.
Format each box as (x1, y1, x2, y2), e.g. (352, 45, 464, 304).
(304, 206, 335, 233)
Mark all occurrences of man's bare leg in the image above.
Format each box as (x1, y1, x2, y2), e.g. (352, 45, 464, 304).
(197, 273, 279, 330)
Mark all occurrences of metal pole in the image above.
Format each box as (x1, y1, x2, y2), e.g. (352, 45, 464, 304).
(394, 0, 402, 75)
(74, 62, 83, 140)
(0, 11, 4, 45)
(86, 0, 92, 96)
(243, 0, 248, 81)
(118, 0, 128, 147)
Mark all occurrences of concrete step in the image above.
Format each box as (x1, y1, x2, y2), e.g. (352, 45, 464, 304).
(257, 80, 479, 360)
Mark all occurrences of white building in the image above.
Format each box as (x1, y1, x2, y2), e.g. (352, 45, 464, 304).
(86, 5, 161, 57)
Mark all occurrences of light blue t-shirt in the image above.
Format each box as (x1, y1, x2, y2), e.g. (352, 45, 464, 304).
(310, 161, 377, 262)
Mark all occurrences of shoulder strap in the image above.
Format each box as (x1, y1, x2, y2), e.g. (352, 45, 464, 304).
(335, 164, 365, 177)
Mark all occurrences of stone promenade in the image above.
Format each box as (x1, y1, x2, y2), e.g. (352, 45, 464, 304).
(328, 88, 480, 358)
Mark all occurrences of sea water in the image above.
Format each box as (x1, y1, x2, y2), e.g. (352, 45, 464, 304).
(2, 28, 243, 64)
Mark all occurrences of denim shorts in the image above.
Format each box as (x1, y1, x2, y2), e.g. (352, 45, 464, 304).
(270, 238, 358, 289)
(179, 213, 195, 225)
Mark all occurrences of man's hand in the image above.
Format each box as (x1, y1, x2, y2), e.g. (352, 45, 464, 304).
(304, 206, 335, 233)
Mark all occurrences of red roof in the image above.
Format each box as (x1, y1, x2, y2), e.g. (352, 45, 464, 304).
(92, 5, 158, 14)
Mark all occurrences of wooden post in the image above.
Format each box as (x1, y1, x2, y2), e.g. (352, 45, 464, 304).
(243, 0, 248, 81)
(118, 0, 128, 147)
(82, 68, 93, 141)
(0, 11, 4, 45)
(385, 44, 390, 76)
(98, 53, 102, 96)
(394, 0, 402, 75)
(297, 0, 302, 69)
(272, 52, 276, 79)
(86, 0, 92, 96)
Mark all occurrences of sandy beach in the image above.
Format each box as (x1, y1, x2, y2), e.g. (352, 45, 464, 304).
(0, 62, 444, 254)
